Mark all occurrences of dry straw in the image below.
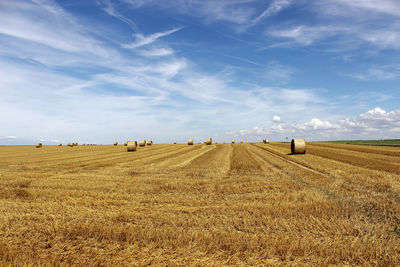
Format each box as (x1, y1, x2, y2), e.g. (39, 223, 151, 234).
(147, 141, 153, 146)
(232, 140, 235, 144)
(139, 140, 146, 147)
(58, 144, 62, 146)
(124, 142, 128, 146)
(205, 138, 212, 145)
(114, 142, 118, 146)
(188, 139, 194, 145)
(127, 141, 138, 152)
(67, 143, 73, 147)
(263, 139, 270, 144)
(36, 143, 42, 148)
(291, 138, 306, 154)
(173, 141, 177, 144)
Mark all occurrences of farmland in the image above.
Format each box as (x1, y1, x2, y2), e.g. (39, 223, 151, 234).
(0, 143, 400, 265)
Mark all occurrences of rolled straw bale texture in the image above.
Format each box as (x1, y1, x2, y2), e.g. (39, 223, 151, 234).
(263, 139, 270, 144)
(173, 141, 177, 144)
(127, 141, 137, 152)
(124, 142, 128, 146)
(73, 142, 78, 146)
(147, 141, 153, 145)
(232, 140, 235, 144)
(188, 139, 194, 145)
(36, 143, 42, 148)
(58, 144, 62, 146)
(67, 143, 73, 147)
(139, 140, 146, 147)
(291, 138, 306, 154)
(205, 138, 212, 145)
(114, 142, 118, 146)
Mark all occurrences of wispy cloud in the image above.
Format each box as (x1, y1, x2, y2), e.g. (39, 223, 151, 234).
(137, 47, 175, 57)
(252, 0, 292, 25)
(346, 64, 400, 81)
(99, 0, 139, 32)
(122, 27, 184, 49)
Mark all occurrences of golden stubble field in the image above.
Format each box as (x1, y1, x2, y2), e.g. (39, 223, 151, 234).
(0, 142, 400, 266)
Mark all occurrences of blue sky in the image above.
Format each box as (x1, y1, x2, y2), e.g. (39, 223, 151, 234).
(1, 0, 400, 145)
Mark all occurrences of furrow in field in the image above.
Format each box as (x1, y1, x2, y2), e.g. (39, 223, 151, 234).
(305, 143, 400, 165)
(271, 142, 400, 174)
(128, 144, 207, 170)
(187, 144, 232, 170)
(172, 145, 217, 168)
(253, 143, 400, 210)
(246, 144, 400, 226)
(0, 147, 126, 168)
(311, 142, 400, 157)
(71, 145, 193, 169)
(228, 144, 262, 174)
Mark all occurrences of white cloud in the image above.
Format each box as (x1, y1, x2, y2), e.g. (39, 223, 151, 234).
(122, 27, 184, 49)
(228, 107, 400, 141)
(272, 115, 281, 122)
(5, 136, 17, 139)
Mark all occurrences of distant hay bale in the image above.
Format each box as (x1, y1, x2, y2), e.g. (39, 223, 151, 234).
(36, 143, 42, 148)
(205, 138, 212, 145)
(173, 141, 177, 144)
(263, 139, 270, 144)
(139, 140, 146, 147)
(58, 144, 62, 146)
(188, 139, 194, 145)
(291, 138, 306, 154)
(127, 141, 137, 152)
(232, 140, 235, 144)
(147, 141, 153, 146)
(240, 141, 243, 144)
(73, 142, 78, 146)
(114, 141, 118, 146)
(67, 143, 73, 147)
(124, 142, 128, 146)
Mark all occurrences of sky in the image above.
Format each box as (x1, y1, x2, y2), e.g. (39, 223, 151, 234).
(1, 0, 400, 145)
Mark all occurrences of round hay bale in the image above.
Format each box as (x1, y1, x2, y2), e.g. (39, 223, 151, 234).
(114, 141, 118, 146)
(58, 144, 62, 146)
(240, 141, 243, 144)
(173, 141, 177, 144)
(188, 139, 194, 145)
(291, 138, 306, 154)
(147, 140, 153, 146)
(263, 139, 270, 144)
(232, 140, 235, 144)
(36, 143, 42, 148)
(67, 143, 73, 147)
(73, 142, 78, 146)
(205, 138, 212, 145)
(139, 140, 146, 147)
(127, 141, 137, 152)
(124, 142, 128, 146)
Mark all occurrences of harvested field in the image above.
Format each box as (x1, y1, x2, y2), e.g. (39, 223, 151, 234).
(0, 143, 400, 265)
